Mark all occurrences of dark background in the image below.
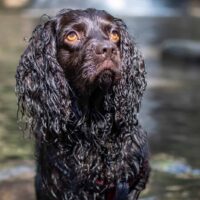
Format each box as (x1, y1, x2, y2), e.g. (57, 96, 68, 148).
(0, 0, 200, 199)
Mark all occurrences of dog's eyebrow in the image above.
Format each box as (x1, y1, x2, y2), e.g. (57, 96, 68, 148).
(98, 17, 112, 25)
(71, 23, 87, 32)
(97, 17, 118, 29)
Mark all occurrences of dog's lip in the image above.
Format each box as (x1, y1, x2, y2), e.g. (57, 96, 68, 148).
(97, 60, 121, 77)
(97, 59, 117, 71)
(87, 59, 121, 84)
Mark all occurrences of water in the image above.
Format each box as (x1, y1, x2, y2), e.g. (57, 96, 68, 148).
(140, 57, 200, 200)
(30, 0, 187, 16)
(134, 15, 200, 199)
(0, 7, 200, 200)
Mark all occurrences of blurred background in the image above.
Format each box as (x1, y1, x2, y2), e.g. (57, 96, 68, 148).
(0, 0, 200, 199)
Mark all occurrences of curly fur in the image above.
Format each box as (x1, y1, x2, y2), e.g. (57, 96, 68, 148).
(15, 8, 150, 200)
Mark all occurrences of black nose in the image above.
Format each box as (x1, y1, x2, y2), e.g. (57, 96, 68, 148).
(95, 42, 117, 57)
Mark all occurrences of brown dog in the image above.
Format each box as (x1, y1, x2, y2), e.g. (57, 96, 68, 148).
(16, 8, 150, 200)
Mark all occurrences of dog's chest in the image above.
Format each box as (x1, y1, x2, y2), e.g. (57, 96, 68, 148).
(53, 131, 138, 183)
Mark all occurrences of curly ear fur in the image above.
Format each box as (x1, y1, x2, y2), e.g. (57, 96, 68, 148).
(111, 19, 147, 137)
(15, 19, 71, 139)
(114, 19, 146, 118)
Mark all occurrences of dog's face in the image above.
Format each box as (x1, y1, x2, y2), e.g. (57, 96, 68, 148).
(56, 9, 122, 94)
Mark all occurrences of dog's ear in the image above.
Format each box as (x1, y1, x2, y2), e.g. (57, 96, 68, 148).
(15, 19, 71, 139)
(113, 19, 146, 127)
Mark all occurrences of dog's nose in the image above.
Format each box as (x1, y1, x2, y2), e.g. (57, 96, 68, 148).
(95, 42, 117, 57)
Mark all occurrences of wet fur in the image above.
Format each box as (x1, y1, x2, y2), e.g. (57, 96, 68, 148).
(15, 8, 150, 200)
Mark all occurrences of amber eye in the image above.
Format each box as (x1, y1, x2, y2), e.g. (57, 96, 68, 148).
(110, 31, 120, 43)
(65, 32, 79, 42)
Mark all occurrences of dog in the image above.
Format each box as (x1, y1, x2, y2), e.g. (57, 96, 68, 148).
(16, 8, 150, 200)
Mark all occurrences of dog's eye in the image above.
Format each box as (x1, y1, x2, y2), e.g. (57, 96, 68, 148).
(65, 32, 79, 43)
(110, 31, 120, 43)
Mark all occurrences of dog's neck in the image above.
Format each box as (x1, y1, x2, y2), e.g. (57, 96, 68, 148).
(70, 86, 107, 117)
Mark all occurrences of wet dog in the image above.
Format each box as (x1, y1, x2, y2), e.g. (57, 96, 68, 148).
(16, 8, 150, 200)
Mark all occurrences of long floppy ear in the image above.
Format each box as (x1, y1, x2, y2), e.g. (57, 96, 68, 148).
(15, 19, 71, 139)
(113, 19, 147, 129)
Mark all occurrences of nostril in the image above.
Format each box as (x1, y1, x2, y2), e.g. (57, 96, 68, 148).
(102, 48, 108, 54)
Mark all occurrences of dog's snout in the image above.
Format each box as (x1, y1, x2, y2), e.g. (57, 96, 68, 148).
(95, 42, 117, 57)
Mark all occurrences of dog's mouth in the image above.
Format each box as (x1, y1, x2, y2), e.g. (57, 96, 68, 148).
(72, 59, 121, 95)
(96, 69, 115, 90)
(92, 59, 121, 90)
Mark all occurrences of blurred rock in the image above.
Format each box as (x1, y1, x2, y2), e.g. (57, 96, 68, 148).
(0, 177, 35, 200)
(161, 39, 200, 63)
(3, 0, 29, 8)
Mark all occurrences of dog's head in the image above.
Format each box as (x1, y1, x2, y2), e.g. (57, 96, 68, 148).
(56, 9, 121, 94)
